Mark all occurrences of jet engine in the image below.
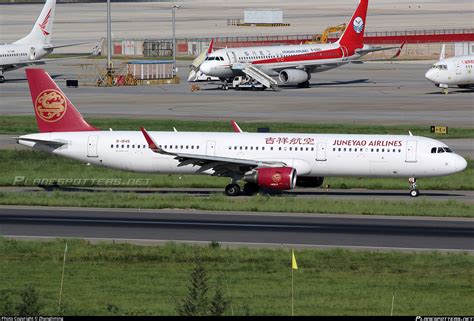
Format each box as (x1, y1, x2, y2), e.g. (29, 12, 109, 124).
(279, 69, 310, 85)
(296, 176, 324, 188)
(243, 167, 297, 190)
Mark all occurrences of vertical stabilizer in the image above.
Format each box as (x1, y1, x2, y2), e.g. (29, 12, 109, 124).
(26, 68, 97, 133)
(14, 0, 56, 45)
(439, 44, 446, 61)
(336, 0, 369, 50)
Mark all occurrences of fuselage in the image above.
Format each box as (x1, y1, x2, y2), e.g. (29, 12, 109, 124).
(19, 131, 467, 179)
(0, 44, 50, 71)
(425, 55, 474, 87)
(199, 42, 366, 78)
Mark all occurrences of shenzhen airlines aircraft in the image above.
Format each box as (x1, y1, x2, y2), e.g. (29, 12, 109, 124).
(18, 69, 467, 197)
(199, 0, 403, 88)
(425, 45, 474, 93)
(0, 0, 90, 83)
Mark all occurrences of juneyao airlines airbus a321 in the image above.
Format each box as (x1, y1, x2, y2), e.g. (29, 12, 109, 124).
(0, 0, 93, 83)
(199, 0, 404, 88)
(18, 69, 467, 197)
(425, 44, 474, 94)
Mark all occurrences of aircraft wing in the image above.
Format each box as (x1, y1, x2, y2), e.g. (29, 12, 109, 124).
(140, 127, 285, 176)
(43, 41, 92, 50)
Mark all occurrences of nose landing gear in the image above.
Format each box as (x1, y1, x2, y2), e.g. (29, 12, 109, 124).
(409, 177, 419, 197)
(0, 75, 5, 83)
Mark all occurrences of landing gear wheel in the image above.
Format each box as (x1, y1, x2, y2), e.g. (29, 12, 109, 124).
(408, 177, 419, 197)
(243, 183, 260, 196)
(225, 184, 241, 196)
(0, 75, 5, 83)
(222, 85, 229, 91)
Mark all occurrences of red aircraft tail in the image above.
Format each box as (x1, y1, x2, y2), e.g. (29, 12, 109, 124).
(337, 0, 368, 50)
(25, 68, 97, 133)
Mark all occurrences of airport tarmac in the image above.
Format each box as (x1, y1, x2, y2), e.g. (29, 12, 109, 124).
(1, 206, 473, 252)
(1, 59, 473, 128)
(1, 0, 473, 49)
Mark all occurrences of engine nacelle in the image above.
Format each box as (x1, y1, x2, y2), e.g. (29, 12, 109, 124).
(244, 167, 297, 190)
(279, 69, 310, 85)
(296, 176, 324, 188)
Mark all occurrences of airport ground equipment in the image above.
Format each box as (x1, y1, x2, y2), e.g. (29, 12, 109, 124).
(305, 24, 347, 44)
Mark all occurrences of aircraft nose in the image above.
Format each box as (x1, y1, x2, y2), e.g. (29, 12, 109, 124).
(425, 69, 435, 82)
(455, 155, 468, 172)
(200, 62, 211, 75)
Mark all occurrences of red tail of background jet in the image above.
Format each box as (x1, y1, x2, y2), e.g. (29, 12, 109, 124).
(25, 68, 97, 133)
(337, 0, 368, 50)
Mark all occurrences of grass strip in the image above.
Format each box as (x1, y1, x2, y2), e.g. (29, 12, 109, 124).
(0, 191, 472, 217)
(1, 239, 473, 315)
(1, 150, 473, 190)
(1, 115, 473, 138)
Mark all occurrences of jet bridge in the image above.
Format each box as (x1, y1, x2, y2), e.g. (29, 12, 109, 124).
(231, 63, 279, 90)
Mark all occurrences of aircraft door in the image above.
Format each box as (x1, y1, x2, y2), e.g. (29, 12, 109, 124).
(316, 142, 327, 161)
(226, 51, 237, 64)
(456, 62, 462, 75)
(405, 140, 417, 163)
(340, 46, 349, 61)
(30, 47, 36, 60)
(206, 140, 216, 156)
(87, 135, 99, 158)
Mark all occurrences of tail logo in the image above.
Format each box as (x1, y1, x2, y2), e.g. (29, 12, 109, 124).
(353, 17, 364, 34)
(38, 9, 51, 36)
(35, 89, 67, 122)
(272, 172, 282, 183)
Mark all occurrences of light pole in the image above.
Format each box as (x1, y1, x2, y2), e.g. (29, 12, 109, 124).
(106, 0, 112, 70)
(172, 5, 181, 76)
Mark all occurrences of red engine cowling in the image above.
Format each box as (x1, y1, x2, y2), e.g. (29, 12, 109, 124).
(244, 167, 297, 190)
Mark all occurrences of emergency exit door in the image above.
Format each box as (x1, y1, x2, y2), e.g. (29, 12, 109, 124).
(405, 140, 417, 163)
(206, 140, 216, 156)
(87, 135, 99, 158)
(316, 142, 327, 161)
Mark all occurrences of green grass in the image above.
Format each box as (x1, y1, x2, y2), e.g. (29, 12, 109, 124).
(1, 115, 473, 138)
(1, 239, 473, 315)
(0, 191, 472, 217)
(1, 150, 472, 190)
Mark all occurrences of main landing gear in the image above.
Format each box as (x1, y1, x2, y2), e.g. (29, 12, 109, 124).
(0, 75, 5, 83)
(409, 177, 419, 197)
(225, 183, 240, 196)
(224, 182, 261, 196)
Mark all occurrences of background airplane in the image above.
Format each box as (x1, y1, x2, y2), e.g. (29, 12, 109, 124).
(0, 0, 93, 83)
(425, 44, 474, 94)
(199, 0, 403, 89)
(17, 68, 466, 197)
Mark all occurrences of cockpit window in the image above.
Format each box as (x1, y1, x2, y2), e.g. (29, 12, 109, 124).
(432, 147, 453, 153)
(431, 64, 448, 70)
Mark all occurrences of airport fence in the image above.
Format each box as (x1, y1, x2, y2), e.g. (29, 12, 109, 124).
(109, 28, 474, 59)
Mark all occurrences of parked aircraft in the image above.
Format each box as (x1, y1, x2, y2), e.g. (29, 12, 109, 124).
(18, 69, 466, 197)
(0, 0, 91, 83)
(424, 44, 474, 94)
(199, 0, 403, 89)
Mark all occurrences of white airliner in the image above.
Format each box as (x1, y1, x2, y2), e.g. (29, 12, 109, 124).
(0, 0, 90, 83)
(18, 69, 467, 197)
(424, 44, 474, 93)
(199, 0, 403, 88)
